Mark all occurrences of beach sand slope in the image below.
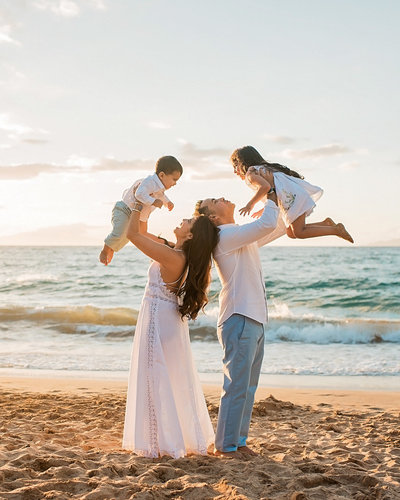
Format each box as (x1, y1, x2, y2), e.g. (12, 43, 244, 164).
(0, 386, 399, 499)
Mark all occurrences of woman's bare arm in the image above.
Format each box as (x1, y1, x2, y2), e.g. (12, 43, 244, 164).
(127, 209, 183, 271)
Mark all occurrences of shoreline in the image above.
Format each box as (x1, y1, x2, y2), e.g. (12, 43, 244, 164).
(1, 373, 399, 412)
(2, 367, 400, 391)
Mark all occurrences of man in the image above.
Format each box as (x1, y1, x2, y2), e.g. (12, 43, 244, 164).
(195, 175, 285, 458)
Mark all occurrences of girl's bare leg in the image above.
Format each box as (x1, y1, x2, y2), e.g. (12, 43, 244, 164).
(289, 214, 353, 242)
(306, 217, 336, 227)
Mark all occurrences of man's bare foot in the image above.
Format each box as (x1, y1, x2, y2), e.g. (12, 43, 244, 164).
(337, 223, 354, 243)
(213, 449, 243, 459)
(238, 445, 258, 456)
(99, 245, 114, 265)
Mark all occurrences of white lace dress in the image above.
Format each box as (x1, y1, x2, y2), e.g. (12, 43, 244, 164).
(247, 166, 324, 227)
(122, 261, 214, 458)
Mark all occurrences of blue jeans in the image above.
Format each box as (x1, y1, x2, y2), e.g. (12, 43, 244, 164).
(215, 314, 264, 452)
(104, 201, 131, 252)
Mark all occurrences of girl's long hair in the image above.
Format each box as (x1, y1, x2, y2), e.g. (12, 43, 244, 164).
(230, 145, 303, 179)
(178, 216, 219, 321)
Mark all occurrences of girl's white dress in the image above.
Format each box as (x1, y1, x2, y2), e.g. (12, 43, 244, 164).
(122, 261, 214, 458)
(247, 166, 323, 227)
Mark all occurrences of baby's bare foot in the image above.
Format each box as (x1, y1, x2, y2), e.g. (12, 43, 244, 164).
(99, 245, 114, 265)
(337, 223, 354, 243)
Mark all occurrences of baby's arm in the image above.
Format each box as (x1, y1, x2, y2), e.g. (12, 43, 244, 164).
(159, 193, 174, 211)
(239, 171, 272, 216)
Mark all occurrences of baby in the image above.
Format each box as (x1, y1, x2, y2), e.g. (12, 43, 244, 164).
(99, 155, 183, 265)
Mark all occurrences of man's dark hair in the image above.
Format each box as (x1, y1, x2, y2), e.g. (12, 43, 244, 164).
(194, 200, 210, 216)
(155, 156, 183, 176)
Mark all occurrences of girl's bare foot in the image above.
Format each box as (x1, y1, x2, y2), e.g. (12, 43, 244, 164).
(99, 245, 114, 265)
(337, 223, 354, 243)
(324, 217, 336, 226)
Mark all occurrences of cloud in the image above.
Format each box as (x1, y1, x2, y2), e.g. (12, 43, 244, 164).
(0, 158, 154, 180)
(91, 158, 154, 173)
(33, 0, 80, 17)
(22, 138, 49, 145)
(338, 161, 360, 170)
(282, 143, 352, 160)
(32, 0, 107, 17)
(0, 114, 49, 147)
(179, 141, 230, 160)
(0, 63, 26, 89)
(148, 121, 171, 130)
(0, 163, 64, 180)
(0, 24, 20, 45)
(0, 114, 33, 135)
(265, 135, 297, 145)
(0, 142, 232, 180)
(190, 169, 233, 181)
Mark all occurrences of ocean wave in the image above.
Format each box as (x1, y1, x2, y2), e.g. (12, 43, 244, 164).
(0, 305, 138, 326)
(2, 304, 400, 344)
(266, 319, 400, 344)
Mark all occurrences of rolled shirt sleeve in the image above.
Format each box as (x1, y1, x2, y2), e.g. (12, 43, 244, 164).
(215, 200, 280, 256)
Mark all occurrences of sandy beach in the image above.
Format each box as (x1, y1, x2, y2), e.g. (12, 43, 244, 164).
(1, 377, 399, 500)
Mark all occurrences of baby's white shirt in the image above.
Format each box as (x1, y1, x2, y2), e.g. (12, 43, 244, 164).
(122, 173, 171, 209)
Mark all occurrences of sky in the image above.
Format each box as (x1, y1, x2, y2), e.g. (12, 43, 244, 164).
(1, 0, 399, 246)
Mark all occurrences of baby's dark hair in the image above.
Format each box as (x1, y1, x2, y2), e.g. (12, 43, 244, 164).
(156, 156, 183, 176)
(230, 146, 303, 179)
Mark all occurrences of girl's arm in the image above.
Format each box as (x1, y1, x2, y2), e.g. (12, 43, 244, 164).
(239, 171, 272, 216)
(127, 206, 182, 268)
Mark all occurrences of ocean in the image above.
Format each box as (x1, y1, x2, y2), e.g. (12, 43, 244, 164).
(1, 246, 399, 390)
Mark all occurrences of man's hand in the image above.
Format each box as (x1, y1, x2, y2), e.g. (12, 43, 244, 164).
(153, 199, 163, 209)
(251, 209, 264, 219)
(167, 201, 174, 211)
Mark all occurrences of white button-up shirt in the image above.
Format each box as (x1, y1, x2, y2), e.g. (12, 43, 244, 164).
(213, 200, 285, 326)
(122, 173, 171, 209)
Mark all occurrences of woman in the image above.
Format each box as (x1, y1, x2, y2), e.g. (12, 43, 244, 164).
(122, 201, 219, 458)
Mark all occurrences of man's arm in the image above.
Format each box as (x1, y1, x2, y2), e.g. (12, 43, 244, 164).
(216, 199, 280, 255)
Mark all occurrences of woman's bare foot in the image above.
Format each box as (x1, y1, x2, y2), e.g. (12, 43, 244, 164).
(337, 223, 354, 243)
(99, 245, 114, 265)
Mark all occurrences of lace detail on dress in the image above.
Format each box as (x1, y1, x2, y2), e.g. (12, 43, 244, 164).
(146, 297, 159, 457)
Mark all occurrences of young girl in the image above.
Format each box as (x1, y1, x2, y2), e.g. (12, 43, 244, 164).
(230, 145, 353, 243)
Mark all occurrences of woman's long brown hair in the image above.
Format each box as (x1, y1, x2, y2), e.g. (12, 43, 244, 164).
(230, 145, 303, 179)
(178, 216, 219, 321)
